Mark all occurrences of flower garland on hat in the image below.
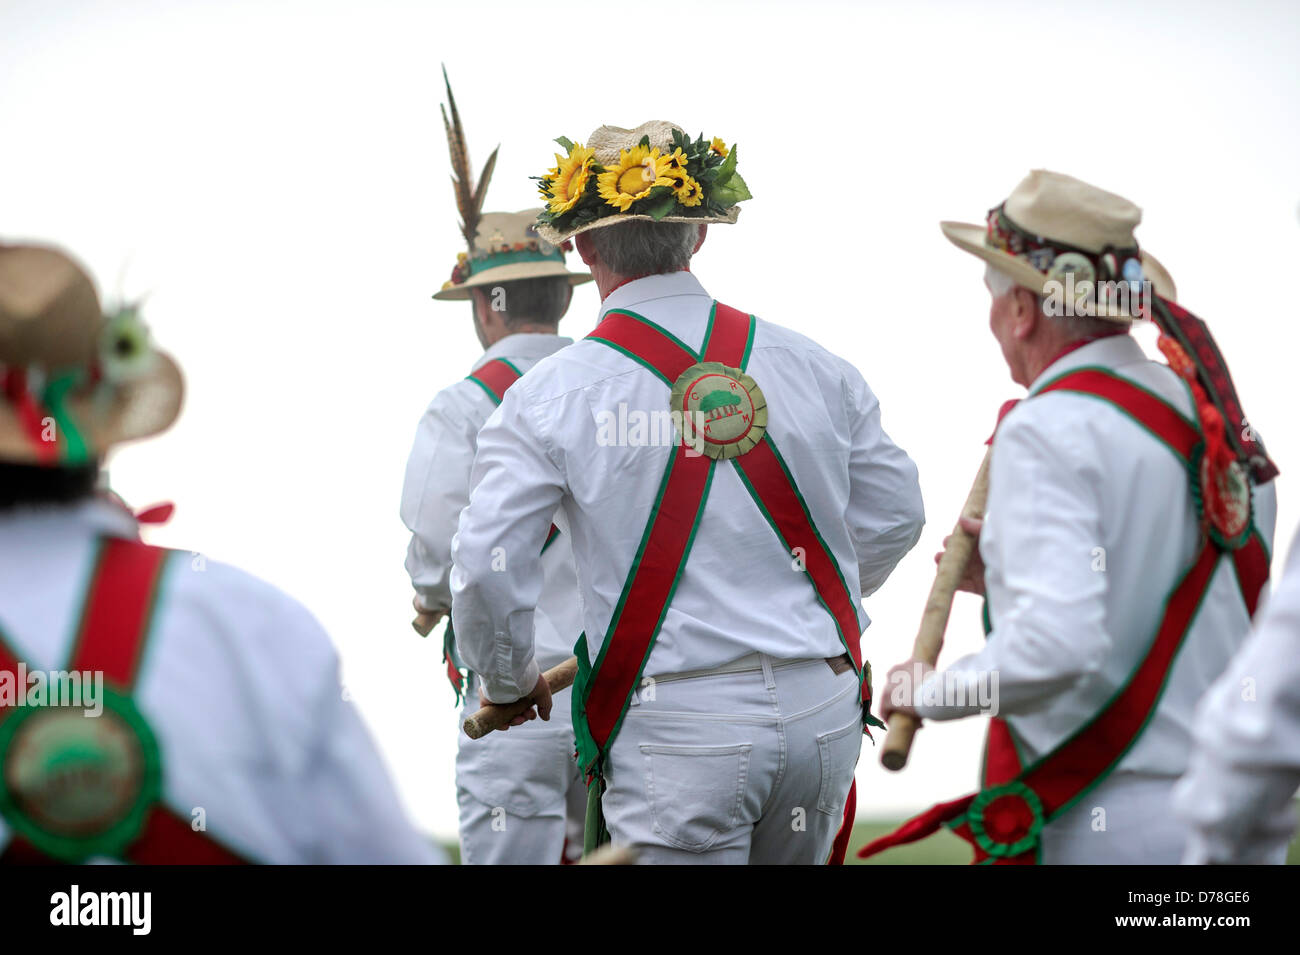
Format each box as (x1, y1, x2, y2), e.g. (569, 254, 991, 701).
(535, 129, 751, 234)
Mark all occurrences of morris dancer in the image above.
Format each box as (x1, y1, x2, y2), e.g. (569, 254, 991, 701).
(401, 72, 592, 864)
(450, 121, 924, 863)
(866, 170, 1279, 864)
(0, 243, 437, 864)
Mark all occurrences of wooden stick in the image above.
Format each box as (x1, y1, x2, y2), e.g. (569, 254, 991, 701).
(880, 448, 992, 772)
(462, 657, 578, 739)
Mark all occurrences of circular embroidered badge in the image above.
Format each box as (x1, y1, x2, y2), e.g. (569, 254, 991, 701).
(1195, 447, 1253, 551)
(0, 690, 161, 861)
(669, 361, 768, 460)
(966, 781, 1045, 858)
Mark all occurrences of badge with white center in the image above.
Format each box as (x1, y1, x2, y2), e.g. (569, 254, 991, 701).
(670, 361, 767, 459)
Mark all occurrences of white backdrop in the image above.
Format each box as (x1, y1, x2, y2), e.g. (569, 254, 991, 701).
(2, 0, 1297, 841)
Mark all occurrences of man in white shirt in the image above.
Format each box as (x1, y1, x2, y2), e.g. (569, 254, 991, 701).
(1172, 522, 1300, 863)
(402, 209, 592, 864)
(868, 170, 1279, 865)
(0, 242, 438, 864)
(450, 121, 924, 864)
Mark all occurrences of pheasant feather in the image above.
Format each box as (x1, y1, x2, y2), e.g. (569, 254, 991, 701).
(440, 64, 498, 252)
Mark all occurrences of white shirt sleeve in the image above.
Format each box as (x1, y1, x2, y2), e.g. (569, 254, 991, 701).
(842, 365, 925, 597)
(1173, 520, 1300, 864)
(400, 389, 481, 612)
(916, 411, 1110, 720)
(450, 386, 566, 704)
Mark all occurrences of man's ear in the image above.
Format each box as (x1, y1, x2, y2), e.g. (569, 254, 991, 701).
(1012, 286, 1040, 340)
(575, 232, 597, 267)
(693, 224, 708, 254)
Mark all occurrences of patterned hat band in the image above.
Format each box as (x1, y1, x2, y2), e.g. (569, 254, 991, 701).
(447, 240, 575, 288)
(985, 203, 1146, 289)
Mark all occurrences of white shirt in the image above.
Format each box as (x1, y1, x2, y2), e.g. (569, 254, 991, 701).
(1172, 522, 1300, 863)
(400, 332, 581, 673)
(0, 500, 440, 864)
(917, 335, 1278, 780)
(451, 271, 925, 703)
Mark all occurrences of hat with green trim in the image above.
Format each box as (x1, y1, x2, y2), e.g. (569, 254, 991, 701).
(433, 208, 591, 301)
(0, 243, 183, 466)
(533, 120, 752, 245)
(432, 66, 590, 303)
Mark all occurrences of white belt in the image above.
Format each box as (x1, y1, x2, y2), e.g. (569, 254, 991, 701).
(646, 652, 831, 686)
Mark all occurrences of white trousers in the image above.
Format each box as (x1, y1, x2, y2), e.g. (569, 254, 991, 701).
(456, 674, 585, 865)
(1041, 771, 1288, 864)
(600, 654, 862, 864)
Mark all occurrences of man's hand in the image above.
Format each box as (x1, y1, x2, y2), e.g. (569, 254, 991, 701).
(477, 671, 554, 732)
(879, 658, 936, 723)
(411, 595, 445, 637)
(934, 516, 986, 596)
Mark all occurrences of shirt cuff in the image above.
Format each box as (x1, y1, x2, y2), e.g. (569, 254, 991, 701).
(479, 657, 541, 705)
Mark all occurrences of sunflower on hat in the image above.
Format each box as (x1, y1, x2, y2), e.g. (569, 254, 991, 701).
(533, 122, 752, 244)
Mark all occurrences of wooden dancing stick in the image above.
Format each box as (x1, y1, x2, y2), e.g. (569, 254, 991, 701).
(880, 448, 992, 772)
(462, 657, 579, 739)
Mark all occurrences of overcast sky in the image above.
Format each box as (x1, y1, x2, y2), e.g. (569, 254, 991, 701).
(2, 0, 1297, 840)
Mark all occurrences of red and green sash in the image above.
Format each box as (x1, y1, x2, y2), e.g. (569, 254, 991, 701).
(443, 357, 564, 703)
(575, 302, 879, 857)
(0, 537, 250, 864)
(859, 367, 1270, 864)
(466, 357, 524, 406)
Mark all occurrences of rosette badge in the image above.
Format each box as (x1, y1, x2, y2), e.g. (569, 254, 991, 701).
(533, 121, 752, 244)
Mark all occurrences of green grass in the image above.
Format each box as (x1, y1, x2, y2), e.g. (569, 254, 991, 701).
(848, 803, 1300, 865)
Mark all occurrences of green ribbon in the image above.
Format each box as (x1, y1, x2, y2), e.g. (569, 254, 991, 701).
(41, 372, 90, 465)
(467, 249, 563, 277)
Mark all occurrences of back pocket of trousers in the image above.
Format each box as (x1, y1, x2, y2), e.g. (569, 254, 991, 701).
(816, 720, 863, 815)
(640, 743, 752, 851)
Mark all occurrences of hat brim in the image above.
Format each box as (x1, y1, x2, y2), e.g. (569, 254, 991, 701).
(534, 206, 741, 246)
(433, 261, 592, 301)
(0, 350, 184, 465)
(940, 220, 1170, 322)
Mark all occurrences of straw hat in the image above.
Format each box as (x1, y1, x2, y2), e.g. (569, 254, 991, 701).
(434, 209, 591, 301)
(534, 121, 748, 245)
(0, 244, 182, 465)
(941, 170, 1173, 320)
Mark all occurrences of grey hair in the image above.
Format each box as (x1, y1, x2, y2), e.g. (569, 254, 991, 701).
(587, 220, 699, 276)
(984, 263, 1116, 336)
(476, 276, 572, 329)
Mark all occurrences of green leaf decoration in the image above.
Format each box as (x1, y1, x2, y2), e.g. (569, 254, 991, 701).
(638, 134, 651, 148)
(711, 170, 751, 206)
(714, 143, 738, 187)
(641, 193, 680, 220)
(555, 136, 575, 152)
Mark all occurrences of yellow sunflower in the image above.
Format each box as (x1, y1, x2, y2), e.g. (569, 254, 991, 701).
(596, 145, 674, 212)
(674, 174, 704, 207)
(546, 143, 595, 214)
(709, 137, 728, 157)
(664, 147, 689, 173)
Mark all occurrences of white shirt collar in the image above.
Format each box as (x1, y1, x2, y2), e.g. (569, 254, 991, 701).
(0, 496, 139, 539)
(598, 271, 712, 319)
(1029, 333, 1147, 395)
(472, 332, 574, 373)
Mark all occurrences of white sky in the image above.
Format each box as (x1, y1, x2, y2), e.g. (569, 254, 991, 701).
(2, 0, 1297, 841)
